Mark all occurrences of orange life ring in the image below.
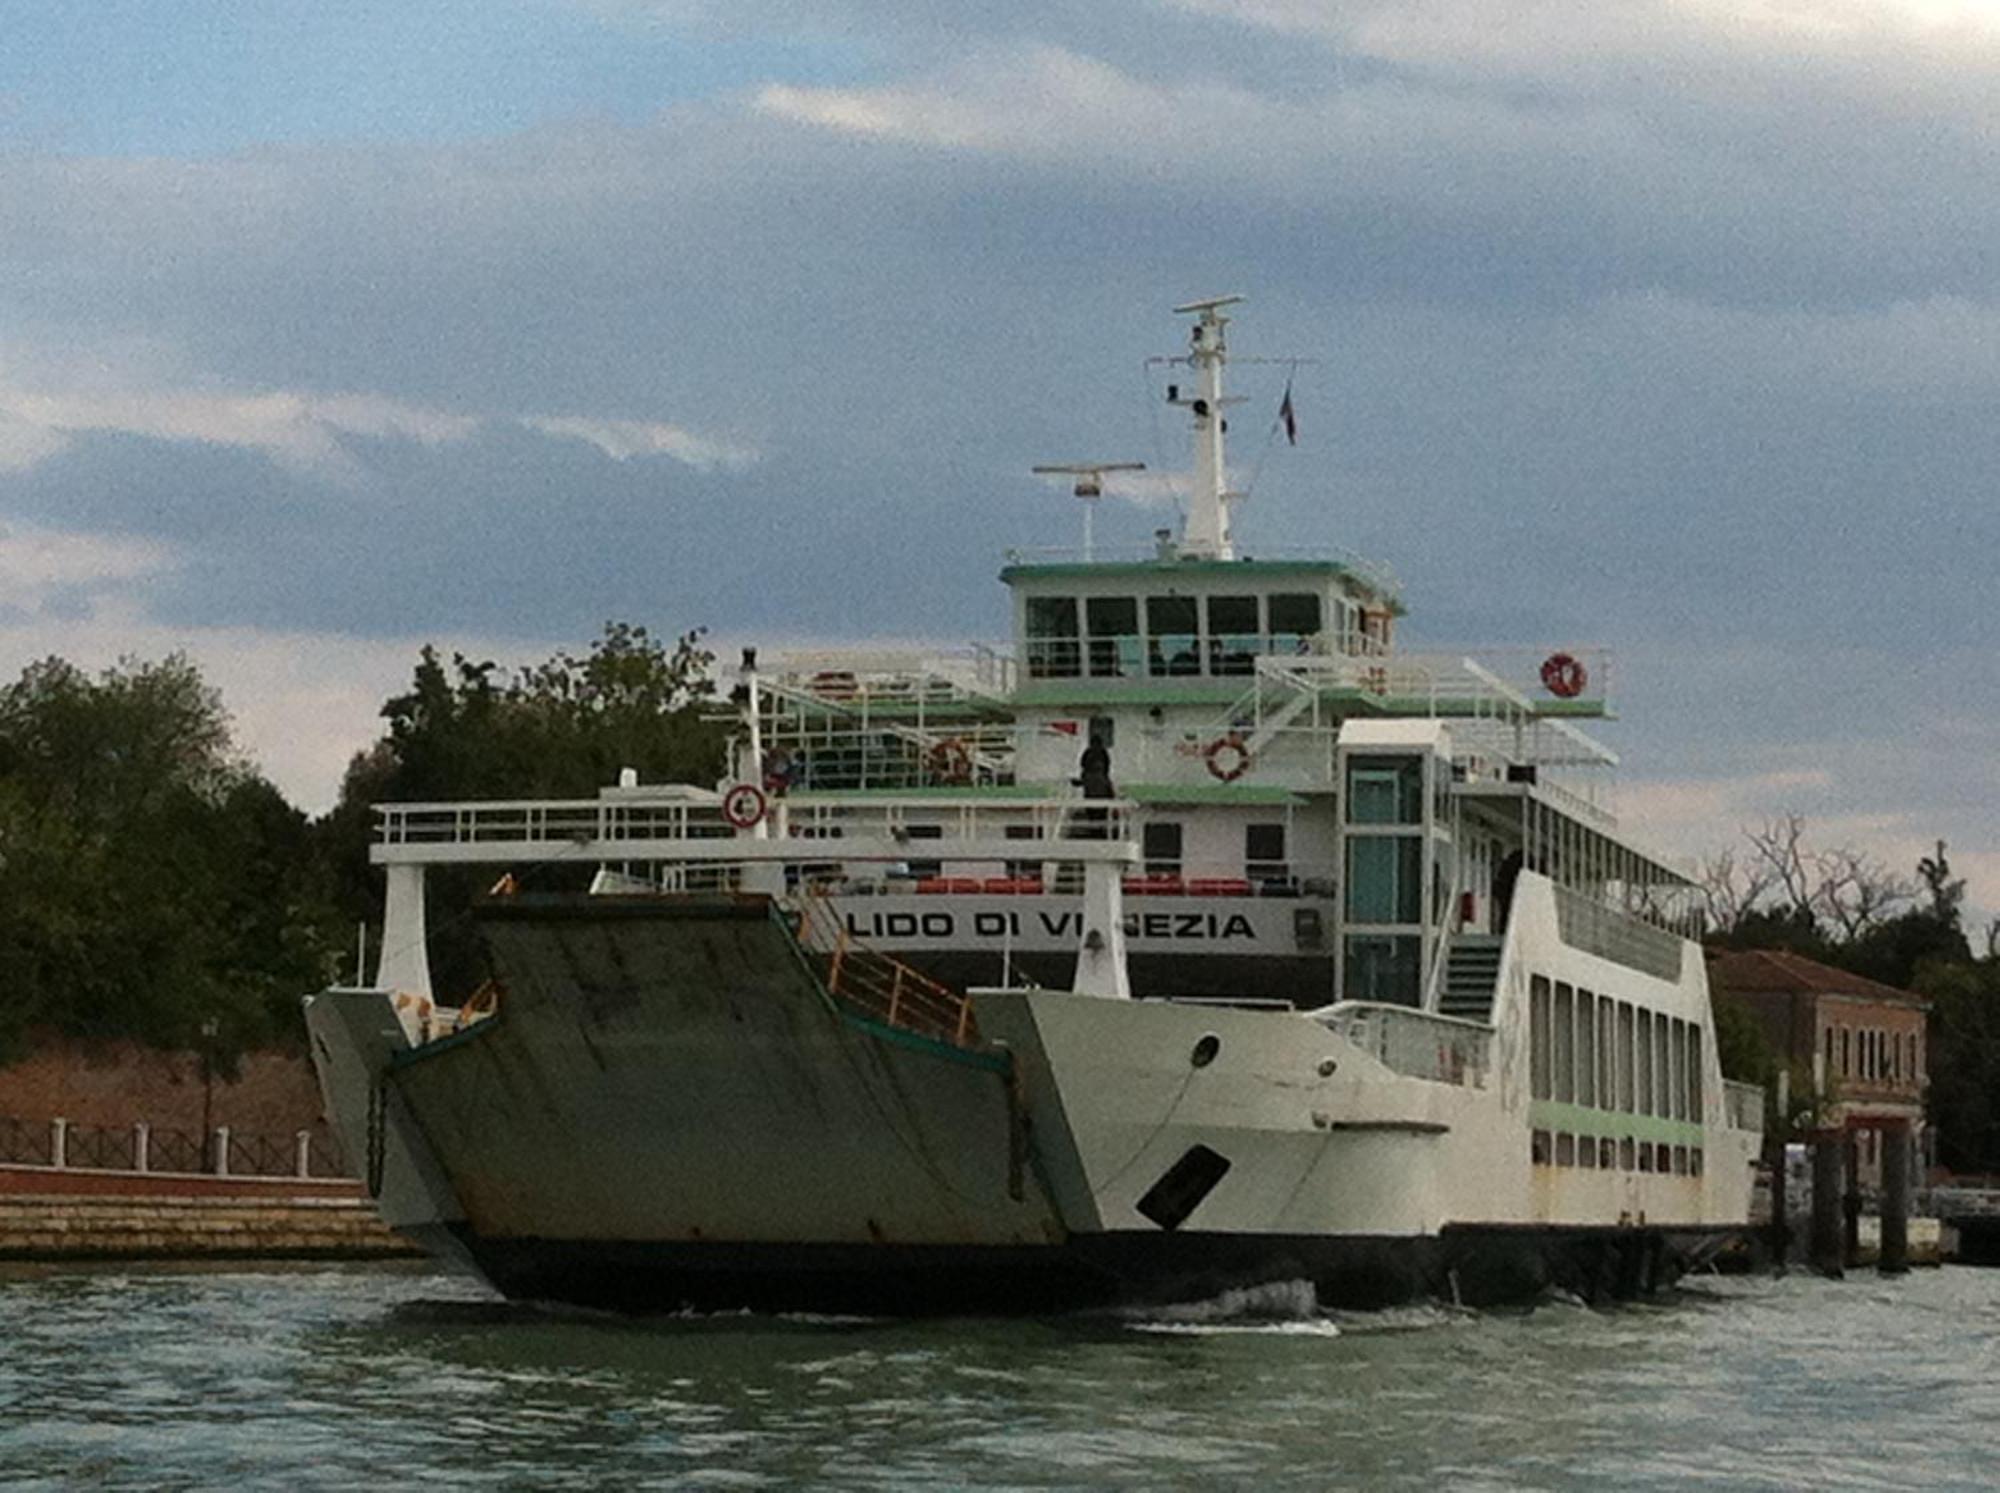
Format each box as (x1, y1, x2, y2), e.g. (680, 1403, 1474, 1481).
(1204, 732, 1251, 783)
(928, 737, 973, 784)
(1540, 652, 1588, 699)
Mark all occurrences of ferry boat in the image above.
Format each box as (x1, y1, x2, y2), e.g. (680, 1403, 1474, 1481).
(304, 295, 1765, 1315)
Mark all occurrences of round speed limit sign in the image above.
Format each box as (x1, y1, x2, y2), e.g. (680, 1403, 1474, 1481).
(721, 782, 768, 829)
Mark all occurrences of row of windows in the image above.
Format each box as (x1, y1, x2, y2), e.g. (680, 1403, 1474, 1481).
(1529, 976, 1705, 1123)
(1825, 1023, 1920, 1087)
(1531, 1130, 1706, 1177)
(1023, 592, 1372, 679)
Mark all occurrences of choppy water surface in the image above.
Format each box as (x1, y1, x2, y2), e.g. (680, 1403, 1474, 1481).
(1, 1262, 1996, 1490)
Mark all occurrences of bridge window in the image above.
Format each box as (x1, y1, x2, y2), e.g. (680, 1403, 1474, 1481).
(1025, 596, 1080, 678)
(1207, 594, 1261, 674)
(1085, 597, 1140, 678)
(1268, 592, 1321, 648)
(1145, 595, 1200, 675)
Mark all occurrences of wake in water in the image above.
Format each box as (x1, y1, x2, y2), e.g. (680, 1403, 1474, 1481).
(1118, 1278, 1345, 1336)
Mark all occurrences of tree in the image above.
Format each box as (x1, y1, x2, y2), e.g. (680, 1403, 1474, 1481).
(324, 621, 727, 998)
(0, 654, 344, 1062)
(1919, 959, 2000, 1175)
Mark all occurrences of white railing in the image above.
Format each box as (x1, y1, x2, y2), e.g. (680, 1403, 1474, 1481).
(376, 796, 731, 848)
(1724, 1080, 1766, 1133)
(1315, 1001, 1492, 1089)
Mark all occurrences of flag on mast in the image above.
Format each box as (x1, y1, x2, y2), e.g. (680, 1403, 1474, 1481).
(1278, 379, 1298, 445)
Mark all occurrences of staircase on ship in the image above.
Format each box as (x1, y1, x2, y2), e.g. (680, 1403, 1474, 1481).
(1438, 935, 1503, 1023)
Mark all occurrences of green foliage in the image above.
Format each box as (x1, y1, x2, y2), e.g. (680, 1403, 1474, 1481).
(1711, 990, 1779, 1086)
(322, 621, 727, 998)
(0, 655, 343, 1063)
(1839, 909, 1970, 992)
(1917, 959, 2000, 1174)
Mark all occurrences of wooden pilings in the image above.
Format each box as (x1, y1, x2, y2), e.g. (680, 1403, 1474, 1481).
(1879, 1120, 1911, 1276)
(1810, 1129, 1846, 1278)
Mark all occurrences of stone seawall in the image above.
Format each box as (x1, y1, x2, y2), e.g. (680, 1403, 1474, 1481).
(0, 1185, 418, 1261)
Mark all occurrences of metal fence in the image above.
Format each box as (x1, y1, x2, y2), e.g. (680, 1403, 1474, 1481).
(0, 1115, 351, 1180)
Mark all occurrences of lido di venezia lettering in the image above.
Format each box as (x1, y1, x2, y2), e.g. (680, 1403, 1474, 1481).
(841, 908, 1259, 942)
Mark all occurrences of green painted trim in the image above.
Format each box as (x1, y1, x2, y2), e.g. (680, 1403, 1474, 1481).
(1122, 782, 1307, 806)
(1529, 1100, 1704, 1146)
(793, 784, 1049, 801)
(1010, 682, 1247, 708)
(1002, 559, 1354, 583)
(836, 1009, 1013, 1071)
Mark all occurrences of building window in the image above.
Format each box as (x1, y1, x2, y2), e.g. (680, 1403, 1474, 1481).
(1246, 823, 1288, 882)
(1142, 821, 1183, 876)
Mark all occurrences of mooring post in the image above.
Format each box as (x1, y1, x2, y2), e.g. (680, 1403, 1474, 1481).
(1842, 1131, 1863, 1269)
(1810, 1129, 1845, 1278)
(1879, 1120, 1911, 1276)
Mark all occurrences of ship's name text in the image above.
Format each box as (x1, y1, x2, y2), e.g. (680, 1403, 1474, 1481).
(841, 910, 1257, 942)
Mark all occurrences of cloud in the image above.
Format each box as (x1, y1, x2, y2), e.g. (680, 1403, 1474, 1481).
(0, 521, 178, 610)
(520, 415, 758, 469)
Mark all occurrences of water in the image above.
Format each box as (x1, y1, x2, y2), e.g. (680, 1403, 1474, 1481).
(2, 1262, 1997, 1490)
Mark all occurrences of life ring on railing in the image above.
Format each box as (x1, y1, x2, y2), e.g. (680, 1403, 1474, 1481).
(1204, 732, 1252, 783)
(1540, 651, 1588, 699)
(928, 737, 974, 784)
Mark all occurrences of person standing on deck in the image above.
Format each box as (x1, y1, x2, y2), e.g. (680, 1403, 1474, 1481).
(1075, 735, 1115, 838)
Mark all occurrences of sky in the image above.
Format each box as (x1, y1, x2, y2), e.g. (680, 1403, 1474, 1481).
(2, 0, 1996, 924)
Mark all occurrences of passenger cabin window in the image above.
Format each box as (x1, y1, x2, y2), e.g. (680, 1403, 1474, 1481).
(1246, 823, 1288, 882)
(1146, 595, 1200, 676)
(1268, 592, 1321, 651)
(1142, 821, 1183, 877)
(904, 822, 943, 879)
(1531, 976, 1552, 1101)
(1207, 594, 1260, 675)
(1345, 934, 1419, 1007)
(1025, 596, 1080, 678)
(1346, 758, 1423, 824)
(1085, 596, 1140, 678)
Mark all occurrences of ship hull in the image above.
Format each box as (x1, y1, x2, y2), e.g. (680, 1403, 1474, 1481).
(434, 1223, 1734, 1316)
(307, 894, 1754, 1318)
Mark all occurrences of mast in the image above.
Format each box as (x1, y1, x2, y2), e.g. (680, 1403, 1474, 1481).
(1169, 293, 1244, 560)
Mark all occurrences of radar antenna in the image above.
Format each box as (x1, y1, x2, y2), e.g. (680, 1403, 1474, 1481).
(1031, 461, 1146, 561)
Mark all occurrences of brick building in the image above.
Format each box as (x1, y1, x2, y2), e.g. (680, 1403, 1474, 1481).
(1708, 948, 1928, 1187)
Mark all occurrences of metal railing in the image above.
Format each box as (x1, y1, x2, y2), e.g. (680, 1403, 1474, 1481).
(1551, 883, 1688, 983)
(1316, 1001, 1492, 1088)
(1723, 1080, 1766, 1133)
(794, 895, 978, 1047)
(0, 1115, 350, 1180)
